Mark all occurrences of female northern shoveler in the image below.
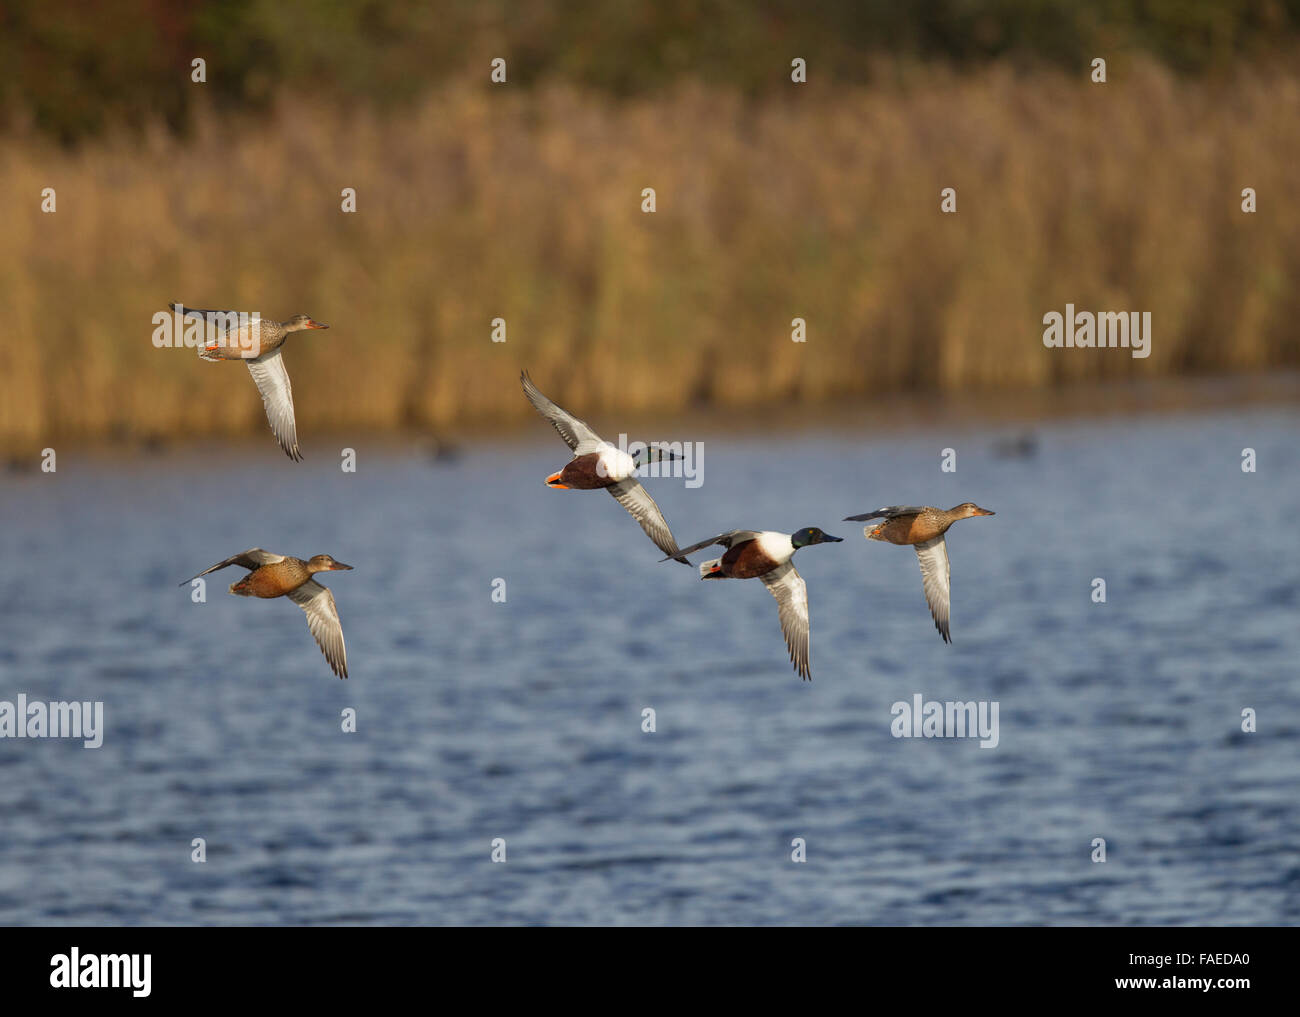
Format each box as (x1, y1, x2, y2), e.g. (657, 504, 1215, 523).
(521, 371, 689, 563)
(668, 527, 842, 680)
(181, 549, 353, 678)
(843, 503, 994, 643)
(170, 303, 330, 461)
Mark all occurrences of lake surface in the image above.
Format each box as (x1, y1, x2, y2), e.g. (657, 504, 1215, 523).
(1, 405, 1297, 925)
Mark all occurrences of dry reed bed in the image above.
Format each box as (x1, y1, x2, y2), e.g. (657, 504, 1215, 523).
(1, 61, 1296, 450)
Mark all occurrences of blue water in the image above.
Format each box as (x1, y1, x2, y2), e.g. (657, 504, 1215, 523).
(0, 406, 1297, 924)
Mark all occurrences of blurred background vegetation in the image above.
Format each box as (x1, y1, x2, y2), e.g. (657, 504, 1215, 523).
(7, 0, 1300, 143)
(1, 1, 1298, 451)
(2, 0, 1300, 144)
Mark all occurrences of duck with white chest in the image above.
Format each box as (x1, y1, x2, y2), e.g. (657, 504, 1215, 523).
(521, 371, 690, 563)
(668, 527, 843, 681)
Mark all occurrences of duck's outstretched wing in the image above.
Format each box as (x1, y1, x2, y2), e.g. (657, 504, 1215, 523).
(913, 535, 951, 643)
(179, 548, 284, 585)
(520, 371, 605, 454)
(608, 479, 689, 564)
(844, 505, 927, 522)
(663, 529, 761, 561)
(287, 580, 348, 679)
(169, 302, 242, 331)
(246, 349, 301, 461)
(761, 561, 811, 681)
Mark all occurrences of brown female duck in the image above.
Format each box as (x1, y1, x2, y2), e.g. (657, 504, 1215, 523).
(170, 303, 330, 461)
(843, 504, 994, 643)
(181, 549, 353, 678)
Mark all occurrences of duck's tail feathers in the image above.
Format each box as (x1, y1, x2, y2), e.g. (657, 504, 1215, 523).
(699, 557, 724, 579)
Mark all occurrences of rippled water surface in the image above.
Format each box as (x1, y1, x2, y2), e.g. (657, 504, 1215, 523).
(1, 406, 1297, 924)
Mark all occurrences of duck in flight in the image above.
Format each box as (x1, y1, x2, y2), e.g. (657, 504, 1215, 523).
(668, 528, 842, 680)
(170, 303, 329, 461)
(843, 503, 994, 643)
(521, 371, 689, 563)
(181, 549, 353, 678)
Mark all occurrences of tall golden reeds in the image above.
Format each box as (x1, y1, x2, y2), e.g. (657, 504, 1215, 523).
(1, 60, 1296, 451)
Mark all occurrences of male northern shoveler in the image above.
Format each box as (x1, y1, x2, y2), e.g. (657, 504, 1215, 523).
(843, 503, 994, 643)
(521, 371, 689, 563)
(181, 549, 353, 678)
(668, 528, 842, 680)
(170, 303, 330, 461)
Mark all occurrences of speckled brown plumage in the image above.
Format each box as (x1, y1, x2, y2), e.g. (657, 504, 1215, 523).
(169, 304, 328, 361)
(843, 503, 994, 643)
(182, 549, 353, 678)
(170, 304, 330, 460)
(230, 558, 315, 598)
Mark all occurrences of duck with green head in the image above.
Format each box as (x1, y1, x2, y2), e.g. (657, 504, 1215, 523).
(667, 526, 843, 680)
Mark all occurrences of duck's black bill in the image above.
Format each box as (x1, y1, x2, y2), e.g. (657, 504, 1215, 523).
(821, 534, 844, 542)
(843, 513, 878, 521)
